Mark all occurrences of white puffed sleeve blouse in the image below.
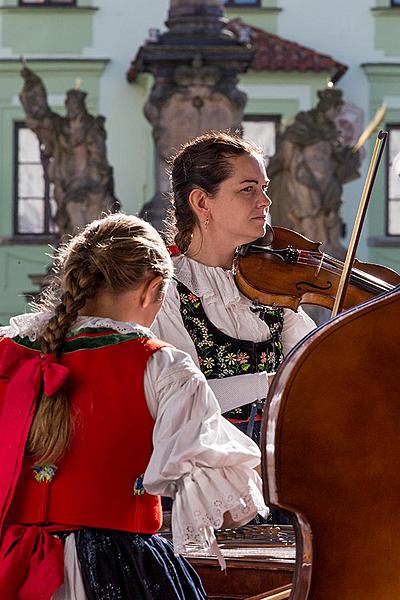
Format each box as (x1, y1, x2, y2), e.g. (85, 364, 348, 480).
(153, 254, 316, 413)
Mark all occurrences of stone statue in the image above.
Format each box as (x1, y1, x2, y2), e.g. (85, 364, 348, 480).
(268, 88, 361, 258)
(19, 66, 119, 237)
(131, 0, 253, 230)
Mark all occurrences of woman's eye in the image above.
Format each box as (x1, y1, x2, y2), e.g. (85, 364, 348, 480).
(242, 186, 253, 193)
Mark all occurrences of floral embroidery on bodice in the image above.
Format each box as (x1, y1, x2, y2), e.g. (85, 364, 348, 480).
(176, 280, 284, 421)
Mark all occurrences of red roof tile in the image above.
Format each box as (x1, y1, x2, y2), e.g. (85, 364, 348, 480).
(226, 19, 347, 81)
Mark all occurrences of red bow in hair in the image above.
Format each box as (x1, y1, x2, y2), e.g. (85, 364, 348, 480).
(167, 244, 181, 257)
(0, 341, 70, 530)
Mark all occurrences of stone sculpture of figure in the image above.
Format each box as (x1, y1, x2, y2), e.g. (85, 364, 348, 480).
(268, 88, 361, 258)
(20, 66, 119, 237)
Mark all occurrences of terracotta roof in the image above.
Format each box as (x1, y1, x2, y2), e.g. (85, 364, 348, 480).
(226, 19, 347, 82)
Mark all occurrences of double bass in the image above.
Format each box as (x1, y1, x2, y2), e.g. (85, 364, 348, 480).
(256, 131, 400, 599)
(261, 282, 400, 600)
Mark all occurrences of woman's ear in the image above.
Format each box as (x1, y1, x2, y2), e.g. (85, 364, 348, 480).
(188, 188, 210, 222)
(141, 275, 164, 308)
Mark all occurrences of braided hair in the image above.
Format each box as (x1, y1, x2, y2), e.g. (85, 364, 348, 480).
(28, 213, 173, 464)
(165, 131, 262, 253)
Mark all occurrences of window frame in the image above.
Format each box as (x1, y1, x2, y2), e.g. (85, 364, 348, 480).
(13, 121, 56, 238)
(18, 0, 76, 7)
(385, 123, 400, 237)
(224, 0, 261, 7)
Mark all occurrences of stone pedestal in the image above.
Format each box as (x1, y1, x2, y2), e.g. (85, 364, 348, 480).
(129, 0, 254, 229)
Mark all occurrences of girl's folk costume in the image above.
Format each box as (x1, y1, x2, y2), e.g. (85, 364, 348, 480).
(0, 314, 266, 600)
(153, 254, 316, 440)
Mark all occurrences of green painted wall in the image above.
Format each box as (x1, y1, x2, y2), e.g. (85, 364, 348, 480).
(0, 6, 95, 55)
(372, 6, 400, 56)
(241, 71, 329, 122)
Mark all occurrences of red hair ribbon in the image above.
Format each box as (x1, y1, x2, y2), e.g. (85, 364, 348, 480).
(0, 341, 69, 530)
(167, 244, 181, 257)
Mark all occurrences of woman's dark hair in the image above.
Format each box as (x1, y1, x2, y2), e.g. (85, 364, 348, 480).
(166, 131, 262, 252)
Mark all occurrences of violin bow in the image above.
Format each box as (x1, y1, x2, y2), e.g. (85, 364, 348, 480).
(331, 130, 388, 318)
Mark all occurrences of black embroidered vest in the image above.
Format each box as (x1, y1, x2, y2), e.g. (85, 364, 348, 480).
(176, 280, 284, 421)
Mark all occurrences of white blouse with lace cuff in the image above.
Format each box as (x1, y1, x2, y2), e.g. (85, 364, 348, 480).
(152, 254, 316, 413)
(0, 314, 267, 569)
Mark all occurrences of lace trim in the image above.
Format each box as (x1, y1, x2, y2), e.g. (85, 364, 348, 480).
(0, 313, 155, 341)
(0, 312, 51, 341)
(72, 317, 155, 338)
(171, 469, 268, 569)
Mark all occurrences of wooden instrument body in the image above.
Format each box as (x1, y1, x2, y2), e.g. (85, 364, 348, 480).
(235, 227, 400, 312)
(261, 286, 400, 599)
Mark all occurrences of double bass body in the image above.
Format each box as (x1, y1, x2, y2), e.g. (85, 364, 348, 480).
(261, 286, 400, 599)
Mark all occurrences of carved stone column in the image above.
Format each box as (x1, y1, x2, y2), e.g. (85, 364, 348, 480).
(128, 0, 253, 230)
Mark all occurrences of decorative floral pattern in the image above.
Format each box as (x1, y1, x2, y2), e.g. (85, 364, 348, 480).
(177, 281, 284, 420)
(133, 474, 145, 496)
(33, 464, 57, 483)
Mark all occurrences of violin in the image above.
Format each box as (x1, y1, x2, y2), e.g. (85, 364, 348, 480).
(234, 225, 400, 312)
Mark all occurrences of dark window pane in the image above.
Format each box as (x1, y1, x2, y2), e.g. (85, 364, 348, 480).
(18, 199, 45, 234)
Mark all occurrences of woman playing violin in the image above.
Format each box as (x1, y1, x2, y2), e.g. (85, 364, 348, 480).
(153, 131, 316, 444)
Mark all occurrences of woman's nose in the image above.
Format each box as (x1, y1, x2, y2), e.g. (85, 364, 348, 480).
(259, 189, 272, 207)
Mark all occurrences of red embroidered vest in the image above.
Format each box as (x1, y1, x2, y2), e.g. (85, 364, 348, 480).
(2, 328, 167, 534)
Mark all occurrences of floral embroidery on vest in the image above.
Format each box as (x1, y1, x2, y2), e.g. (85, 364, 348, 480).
(33, 464, 57, 483)
(176, 280, 284, 420)
(133, 474, 145, 496)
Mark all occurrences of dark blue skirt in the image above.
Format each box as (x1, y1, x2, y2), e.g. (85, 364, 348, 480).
(72, 528, 207, 600)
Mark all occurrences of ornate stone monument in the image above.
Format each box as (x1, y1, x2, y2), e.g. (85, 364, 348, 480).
(20, 66, 119, 238)
(128, 0, 254, 229)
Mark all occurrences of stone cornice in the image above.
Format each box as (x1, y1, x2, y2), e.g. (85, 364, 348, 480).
(362, 63, 400, 76)
(368, 235, 400, 247)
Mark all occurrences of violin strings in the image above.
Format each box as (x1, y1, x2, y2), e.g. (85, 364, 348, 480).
(296, 251, 393, 293)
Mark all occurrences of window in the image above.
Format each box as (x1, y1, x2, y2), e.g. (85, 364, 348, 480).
(19, 0, 76, 6)
(242, 115, 280, 168)
(387, 125, 400, 236)
(224, 0, 260, 6)
(14, 123, 57, 236)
